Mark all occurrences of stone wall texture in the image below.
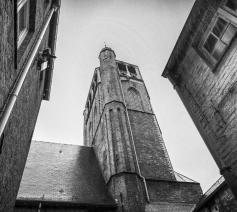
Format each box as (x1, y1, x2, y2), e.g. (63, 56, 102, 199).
(0, 0, 55, 211)
(128, 110, 175, 180)
(165, 0, 237, 197)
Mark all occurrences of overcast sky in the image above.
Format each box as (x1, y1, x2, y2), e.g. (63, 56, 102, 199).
(33, 0, 220, 192)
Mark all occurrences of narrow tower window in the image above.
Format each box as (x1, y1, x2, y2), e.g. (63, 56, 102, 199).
(89, 122, 92, 142)
(94, 105, 97, 127)
(117, 62, 127, 75)
(0, 133, 4, 154)
(127, 65, 137, 77)
(17, 0, 30, 47)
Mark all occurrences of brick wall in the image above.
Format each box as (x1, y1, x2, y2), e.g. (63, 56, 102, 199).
(107, 173, 146, 212)
(128, 110, 175, 180)
(147, 180, 202, 203)
(0, 0, 57, 211)
(0, 0, 15, 110)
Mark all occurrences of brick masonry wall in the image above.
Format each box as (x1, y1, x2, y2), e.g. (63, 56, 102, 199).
(167, 1, 237, 197)
(107, 173, 146, 212)
(0, 0, 15, 110)
(128, 110, 175, 181)
(93, 102, 136, 183)
(0, 0, 55, 211)
(147, 180, 202, 203)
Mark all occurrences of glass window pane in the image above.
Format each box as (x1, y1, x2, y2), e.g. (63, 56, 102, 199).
(226, 0, 237, 12)
(117, 62, 127, 73)
(204, 34, 218, 53)
(212, 18, 227, 37)
(127, 65, 137, 75)
(213, 41, 226, 60)
(18, 3, 27, 35)
(222, 24, 237, 44)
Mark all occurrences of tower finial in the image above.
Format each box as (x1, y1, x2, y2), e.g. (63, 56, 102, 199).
(104, 42, 106, 48)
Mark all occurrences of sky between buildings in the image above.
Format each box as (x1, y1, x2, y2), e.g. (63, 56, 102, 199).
(33, 0, 220, 192)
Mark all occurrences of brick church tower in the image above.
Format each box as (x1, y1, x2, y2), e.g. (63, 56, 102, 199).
(84, 47, 202, 212)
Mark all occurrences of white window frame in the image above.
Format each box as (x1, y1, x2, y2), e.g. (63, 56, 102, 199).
(199, 8, 237, 68)
(17, 0, 30, 48)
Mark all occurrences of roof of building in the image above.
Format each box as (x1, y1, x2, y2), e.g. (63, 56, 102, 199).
(16, 141, 116, 207)
(146, 202, 196, 212)
(99, 46, 116, 57)
(174, 171, 198, 183)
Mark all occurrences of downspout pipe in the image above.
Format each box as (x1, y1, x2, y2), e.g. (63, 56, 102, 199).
(117, 75, 150, 203)
(0, 5, 59, 138)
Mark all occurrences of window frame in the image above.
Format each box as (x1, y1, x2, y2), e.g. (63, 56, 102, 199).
(199, 8, 237, 69)
(17, 0, 30, 48)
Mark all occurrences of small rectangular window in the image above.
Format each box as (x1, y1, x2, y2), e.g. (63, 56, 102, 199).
(127, 65, 137, 77)
(17, 0, 30, 48)
(117, 62, 127, 74)
(212, 17, 227, 36)
(200, 10, 237, 67)
(225, 0, 237, 13)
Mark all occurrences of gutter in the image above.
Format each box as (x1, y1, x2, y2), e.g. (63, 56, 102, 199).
(44, 0, 61, 100)
(15, 199, 117, 209)
(0, 5, 59, 139)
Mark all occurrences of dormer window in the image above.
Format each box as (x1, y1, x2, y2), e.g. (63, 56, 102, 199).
(17, 0, 30, 47)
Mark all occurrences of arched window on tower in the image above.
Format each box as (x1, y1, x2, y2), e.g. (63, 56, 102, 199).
(89, 121, 92, 143)
(94, 105, 97, 127)
(127, 87, 143, 111)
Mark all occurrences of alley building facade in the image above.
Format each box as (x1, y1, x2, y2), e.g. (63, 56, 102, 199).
(0, 0, 60, 211)
(162, 0, 237, 201)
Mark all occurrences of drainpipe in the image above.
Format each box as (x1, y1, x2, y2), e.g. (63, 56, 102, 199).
(0, 5, 59, 138)
(117, 74, 150, 203)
